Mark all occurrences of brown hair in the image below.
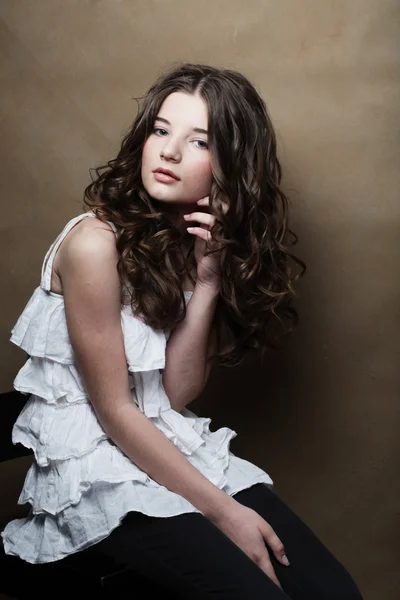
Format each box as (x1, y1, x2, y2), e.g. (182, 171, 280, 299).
(83, 63, 306, 367)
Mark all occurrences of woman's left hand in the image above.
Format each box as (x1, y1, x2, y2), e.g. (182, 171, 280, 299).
(184, 196, 228, 289)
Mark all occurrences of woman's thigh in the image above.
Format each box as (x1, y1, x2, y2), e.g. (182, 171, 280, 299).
(91, 507, 288, 599)
(234, 483, 363, 600)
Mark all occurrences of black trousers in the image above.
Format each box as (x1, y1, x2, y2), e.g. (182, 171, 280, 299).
(91, 483, 363, 599)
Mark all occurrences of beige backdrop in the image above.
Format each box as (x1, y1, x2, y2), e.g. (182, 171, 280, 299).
(1, 1, 399, 598)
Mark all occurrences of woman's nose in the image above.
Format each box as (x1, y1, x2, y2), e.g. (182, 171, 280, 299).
(160, 138, 181, 162)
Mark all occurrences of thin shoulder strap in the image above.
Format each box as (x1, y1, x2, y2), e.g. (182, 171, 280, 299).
(40, 212, 117, 291)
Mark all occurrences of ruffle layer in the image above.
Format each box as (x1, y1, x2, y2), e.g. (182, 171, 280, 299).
(12, 395, 109, 467)
(19, 440, 149, 515)
(13, 357, 88, 405)
(1, 480, 207, 564)
(120, 305, 168, 372)
(10, 287, 74, 363)
(18, 416, 236, 517)
(13, 357, 136, 405)
(10, 286, 172, 371)
(11, 391, 231, 469)
(2, 460, 273, 564)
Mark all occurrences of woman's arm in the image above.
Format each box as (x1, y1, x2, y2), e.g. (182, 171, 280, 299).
(161, 282, 219, 413)
(58, 220, 234, 519)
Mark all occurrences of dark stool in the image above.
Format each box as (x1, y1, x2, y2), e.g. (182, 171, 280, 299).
(0, 390, 174, 599)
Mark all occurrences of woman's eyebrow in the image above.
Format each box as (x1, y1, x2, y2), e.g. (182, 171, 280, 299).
(155, 116, 208, 135)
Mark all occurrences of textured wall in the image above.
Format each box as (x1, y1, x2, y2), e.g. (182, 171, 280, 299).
(1, 2, 399, 598)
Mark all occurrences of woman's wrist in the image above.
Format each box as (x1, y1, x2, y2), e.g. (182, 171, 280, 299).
(194, 278, 220, 297)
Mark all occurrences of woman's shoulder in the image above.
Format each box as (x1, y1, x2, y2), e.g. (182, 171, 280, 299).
(55, 215, 118, 281)
(59, 215, 116, 256)
(71, 214, 116, 237)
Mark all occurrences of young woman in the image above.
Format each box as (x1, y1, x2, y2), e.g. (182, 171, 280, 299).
(2, 63, 363, 599)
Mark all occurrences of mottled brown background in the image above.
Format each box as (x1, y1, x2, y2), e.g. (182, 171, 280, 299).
(0, 1, 399, 599)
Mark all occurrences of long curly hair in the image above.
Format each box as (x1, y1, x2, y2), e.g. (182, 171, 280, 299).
(83, 63, 306, 367)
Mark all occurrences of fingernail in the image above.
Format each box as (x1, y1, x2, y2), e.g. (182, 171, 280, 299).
(183, 214, 190, 219)
(282, 554, 290, 566)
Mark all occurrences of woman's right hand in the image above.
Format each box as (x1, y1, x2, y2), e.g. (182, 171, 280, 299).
(209, 501, 289, 588)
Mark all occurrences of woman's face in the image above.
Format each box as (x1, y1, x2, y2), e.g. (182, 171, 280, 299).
(141, 91, 213, 207)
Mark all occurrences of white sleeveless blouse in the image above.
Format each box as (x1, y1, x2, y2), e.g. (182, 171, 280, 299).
(1, 212, 273, 564)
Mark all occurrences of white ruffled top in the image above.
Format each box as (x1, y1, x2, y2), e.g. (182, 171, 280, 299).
(1, 212, 273, 564)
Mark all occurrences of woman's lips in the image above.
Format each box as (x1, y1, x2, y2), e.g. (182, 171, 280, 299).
(154, 172, 179, 183)
(153, 168, 180, 183)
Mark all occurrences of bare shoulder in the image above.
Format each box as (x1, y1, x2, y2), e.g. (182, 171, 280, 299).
(57, 216, 118, 272)
(52, 217, 120, 301)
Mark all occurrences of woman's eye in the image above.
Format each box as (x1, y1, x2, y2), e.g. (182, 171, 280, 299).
(193, 139, 208, 149)
(154, 127, 168, 136)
